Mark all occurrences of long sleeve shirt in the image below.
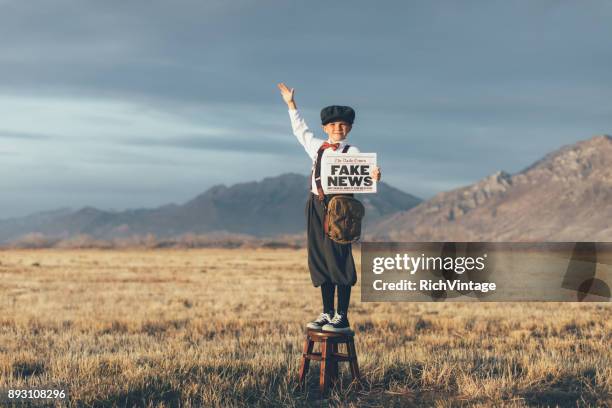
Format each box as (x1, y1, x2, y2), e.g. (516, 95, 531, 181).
(288, 109, 360, 195)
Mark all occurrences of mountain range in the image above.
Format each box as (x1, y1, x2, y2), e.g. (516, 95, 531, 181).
(0, 174, 421, 244)
(371, 135, 612, 241)
(1, 135, 611, 245)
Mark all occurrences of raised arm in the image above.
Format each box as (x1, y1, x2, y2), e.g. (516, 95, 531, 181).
(277, 82, 296, 110)
(277, 82, 323, 159)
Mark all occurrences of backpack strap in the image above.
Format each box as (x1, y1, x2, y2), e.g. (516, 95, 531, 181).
(311, 144, 352, 205)
(313, 145, 351, 201)
(313, 145, 327, 202)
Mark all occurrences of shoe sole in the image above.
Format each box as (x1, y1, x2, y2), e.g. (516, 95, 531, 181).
(306, 323, 324, 330)
(321, 326, 353, 334)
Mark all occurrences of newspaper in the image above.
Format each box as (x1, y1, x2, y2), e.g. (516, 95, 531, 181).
(321, 153, 377, 194)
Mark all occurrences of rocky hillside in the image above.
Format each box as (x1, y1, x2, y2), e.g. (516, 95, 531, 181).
(371, 135, 612, 241)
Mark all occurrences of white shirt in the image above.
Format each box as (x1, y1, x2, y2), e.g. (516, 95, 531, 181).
(289, 109, 360, 194)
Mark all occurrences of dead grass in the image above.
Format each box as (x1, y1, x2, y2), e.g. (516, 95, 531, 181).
(0, 248, 610, 407)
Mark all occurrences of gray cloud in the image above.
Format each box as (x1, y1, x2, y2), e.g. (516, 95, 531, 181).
(0, 130, 52, 140)
(123, 134, 297, 155)
(1, 0, 611, 217)
(2, 1, 611, 108)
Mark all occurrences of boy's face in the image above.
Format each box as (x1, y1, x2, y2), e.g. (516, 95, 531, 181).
(322, 121, 352, 143)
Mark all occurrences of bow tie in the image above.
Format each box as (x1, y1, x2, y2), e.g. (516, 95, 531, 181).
(321, 142, 340, 151)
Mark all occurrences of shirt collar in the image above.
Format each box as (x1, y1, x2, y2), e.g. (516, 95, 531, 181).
(326, 139, 347, 146)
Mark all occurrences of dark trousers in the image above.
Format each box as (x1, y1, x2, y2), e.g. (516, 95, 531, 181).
(305, 193, 357, 287)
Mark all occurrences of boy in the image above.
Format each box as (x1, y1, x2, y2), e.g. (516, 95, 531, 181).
(277, 83, 381, 333)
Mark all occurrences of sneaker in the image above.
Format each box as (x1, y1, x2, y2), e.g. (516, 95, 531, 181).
(322, 311, 352, 333)
(306, 311, 334, 330)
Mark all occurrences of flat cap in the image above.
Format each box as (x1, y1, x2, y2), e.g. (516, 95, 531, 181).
(320, 105, 355, 125)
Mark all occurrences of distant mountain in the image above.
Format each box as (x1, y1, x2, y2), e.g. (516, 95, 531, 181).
(371, 135, 612, 241)
(0, 173, 421, 243)
(6, 135, 610, 245)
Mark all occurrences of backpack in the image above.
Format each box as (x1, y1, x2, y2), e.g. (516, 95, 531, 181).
(313, 143, 366, 244)
(324, 195, 365, 244)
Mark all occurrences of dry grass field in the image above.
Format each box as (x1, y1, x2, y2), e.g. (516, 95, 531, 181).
(0, 248, 610, 407)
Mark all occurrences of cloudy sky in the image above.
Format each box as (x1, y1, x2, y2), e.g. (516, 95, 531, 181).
(1, 1, 611, 218)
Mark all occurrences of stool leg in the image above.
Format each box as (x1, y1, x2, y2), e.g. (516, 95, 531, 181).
(329, 343, 339, 387)
(347, 338, 361, 380)
(299, 336, 314, 384)
(319, 339, 330, 393)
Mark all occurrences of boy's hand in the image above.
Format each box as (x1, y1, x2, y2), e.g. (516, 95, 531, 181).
(277, 83, 296, 109)
(372, 166, 381, 181)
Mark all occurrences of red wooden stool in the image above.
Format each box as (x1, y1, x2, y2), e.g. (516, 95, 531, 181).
(299, 329, 360, 393)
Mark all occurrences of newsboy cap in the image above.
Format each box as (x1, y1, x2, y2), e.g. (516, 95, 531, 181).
(320, 105, 355, 125)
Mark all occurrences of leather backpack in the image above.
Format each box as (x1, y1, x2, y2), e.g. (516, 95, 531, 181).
(324, 194, 365, 244)
(313, 143, 365, 244)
